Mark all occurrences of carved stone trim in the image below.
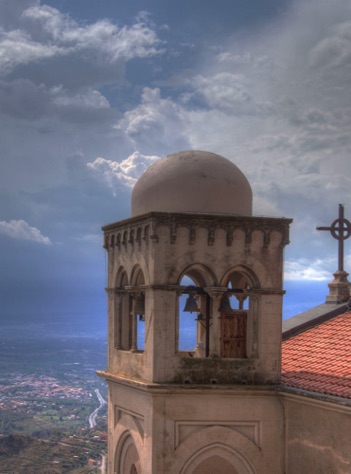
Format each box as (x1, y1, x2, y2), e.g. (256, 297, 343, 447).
(174, 420, 261, 449)
(136, 227, 142, 247)
(114, 405, 144, 433)
(102, 212, 292, 253)
(208, 225, 215, 246)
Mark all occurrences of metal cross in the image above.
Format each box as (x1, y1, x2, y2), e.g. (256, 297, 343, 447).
(316, 204, 351, 272)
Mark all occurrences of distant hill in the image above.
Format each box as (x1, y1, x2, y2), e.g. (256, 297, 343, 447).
(0, 434, 36, 457)
(0, 434, 55, 473)
(0, 433, 100, 473)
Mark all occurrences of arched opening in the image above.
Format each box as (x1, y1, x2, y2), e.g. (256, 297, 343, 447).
(116, 434, 140, 474)
(220, 268, 259, 359)
(115, 268, 130, 350)
(131, 266, 146, 352)
(114, 265, 146, 352)
(179, 442, 255, 474)
(192, 455, 239, 474)
(177, 266, 215, 356)
(178, 275, 198, 351)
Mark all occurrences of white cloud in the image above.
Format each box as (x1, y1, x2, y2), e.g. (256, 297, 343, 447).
(87, 151, 160, 192)
(0, 3, 163, 198)
(0, 27, 64, 75)
(191, 73, 250, 111)
(119, 88, 189, 154)
(216, 52, 272, 69)
(51, 87, 110, 110)
(310, 21, 351, 70)
(0, 219, 51, 245)
(0, 2, 162, 81)
(189, 0, 351, 221)
(284, 258, 333, 281)
(0, 79, 114, 124)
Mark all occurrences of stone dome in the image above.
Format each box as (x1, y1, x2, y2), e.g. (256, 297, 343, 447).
(131, 150, 252, 216)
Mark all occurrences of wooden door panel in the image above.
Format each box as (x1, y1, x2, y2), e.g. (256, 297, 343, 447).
(221, 310, 247, 358)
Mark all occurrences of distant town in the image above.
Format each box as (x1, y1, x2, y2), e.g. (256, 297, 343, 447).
(0, 328, 107, 473)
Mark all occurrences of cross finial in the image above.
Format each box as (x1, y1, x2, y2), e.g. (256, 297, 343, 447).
(316, 204, 351, 272)
(316, 204, 351, 303)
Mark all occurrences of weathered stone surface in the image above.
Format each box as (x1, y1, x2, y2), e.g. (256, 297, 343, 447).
(100, 151, 294, 473)
(283, 393, 351, 474)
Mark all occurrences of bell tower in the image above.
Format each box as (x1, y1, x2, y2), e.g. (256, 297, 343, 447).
(99, 151, 292, 474)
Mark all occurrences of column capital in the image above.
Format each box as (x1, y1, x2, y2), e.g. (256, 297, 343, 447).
(203, 287, 227, 300)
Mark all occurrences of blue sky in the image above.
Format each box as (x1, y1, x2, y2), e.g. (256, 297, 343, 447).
(1, 0, 351, 330)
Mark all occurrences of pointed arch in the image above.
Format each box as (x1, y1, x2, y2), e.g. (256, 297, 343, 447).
(176, 264, 216, 356)
(220, 266, 260, 359)
(130, 265, 145, 286)
(115, 433, 141, 474)
(113, 266, 131, 350)
(115, 266, 129, 288)
(177, 263, 217, 287)
(220, 265, 260, 290)
(130, 264, 146, 351)
(172, 426, 260, 474)
(114, 413, 144, 474)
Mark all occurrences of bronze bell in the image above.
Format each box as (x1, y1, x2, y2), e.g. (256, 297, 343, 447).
(218, 293, 232, 312)
(183, 294, 200, 313)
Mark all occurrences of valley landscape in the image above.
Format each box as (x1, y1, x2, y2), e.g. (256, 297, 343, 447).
(0, 323, 107, 473)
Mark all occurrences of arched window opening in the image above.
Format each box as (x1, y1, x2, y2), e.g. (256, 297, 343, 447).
(178, 275, 198, 351)
(116, 434, 139, 474)
(116, 269, 131, 351)
(131, 267, 146, 352)
(134, 293, 145, 351)
(220, 271, 253, 359)
(178, 269, 211, 357)
(228, 280, 249, 310)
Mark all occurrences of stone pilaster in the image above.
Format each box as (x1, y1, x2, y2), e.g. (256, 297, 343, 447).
(326, 270, 351, 303)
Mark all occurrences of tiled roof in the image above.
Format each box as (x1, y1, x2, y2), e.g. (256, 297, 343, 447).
(281, 310, 351, 399)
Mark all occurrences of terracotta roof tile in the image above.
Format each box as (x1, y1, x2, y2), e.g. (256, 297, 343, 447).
(281, 310, 351, 399)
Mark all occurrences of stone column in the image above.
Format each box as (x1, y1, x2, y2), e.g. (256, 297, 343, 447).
(130, 294, 137, 352)
(205, 287, 226, 357)
(114, 291, 122, 350)
(246, 291, 260, 359)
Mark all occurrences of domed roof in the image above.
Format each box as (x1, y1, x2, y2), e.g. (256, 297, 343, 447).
(131, 150, 252, 216)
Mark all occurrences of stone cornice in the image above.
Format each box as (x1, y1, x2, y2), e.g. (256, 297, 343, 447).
(105, 285, 285, 295)
(102, 211, 292, 250)
(98, 371, 351, 409)
(97, 370, 279, 395)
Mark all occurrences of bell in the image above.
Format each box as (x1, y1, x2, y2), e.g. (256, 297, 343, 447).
(134, 293, 145, 317)
(218, 293, 232, 312)
(183, 294, 200, 313)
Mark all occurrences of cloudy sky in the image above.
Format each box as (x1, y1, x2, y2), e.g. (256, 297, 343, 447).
(1, 0, 351, 330)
